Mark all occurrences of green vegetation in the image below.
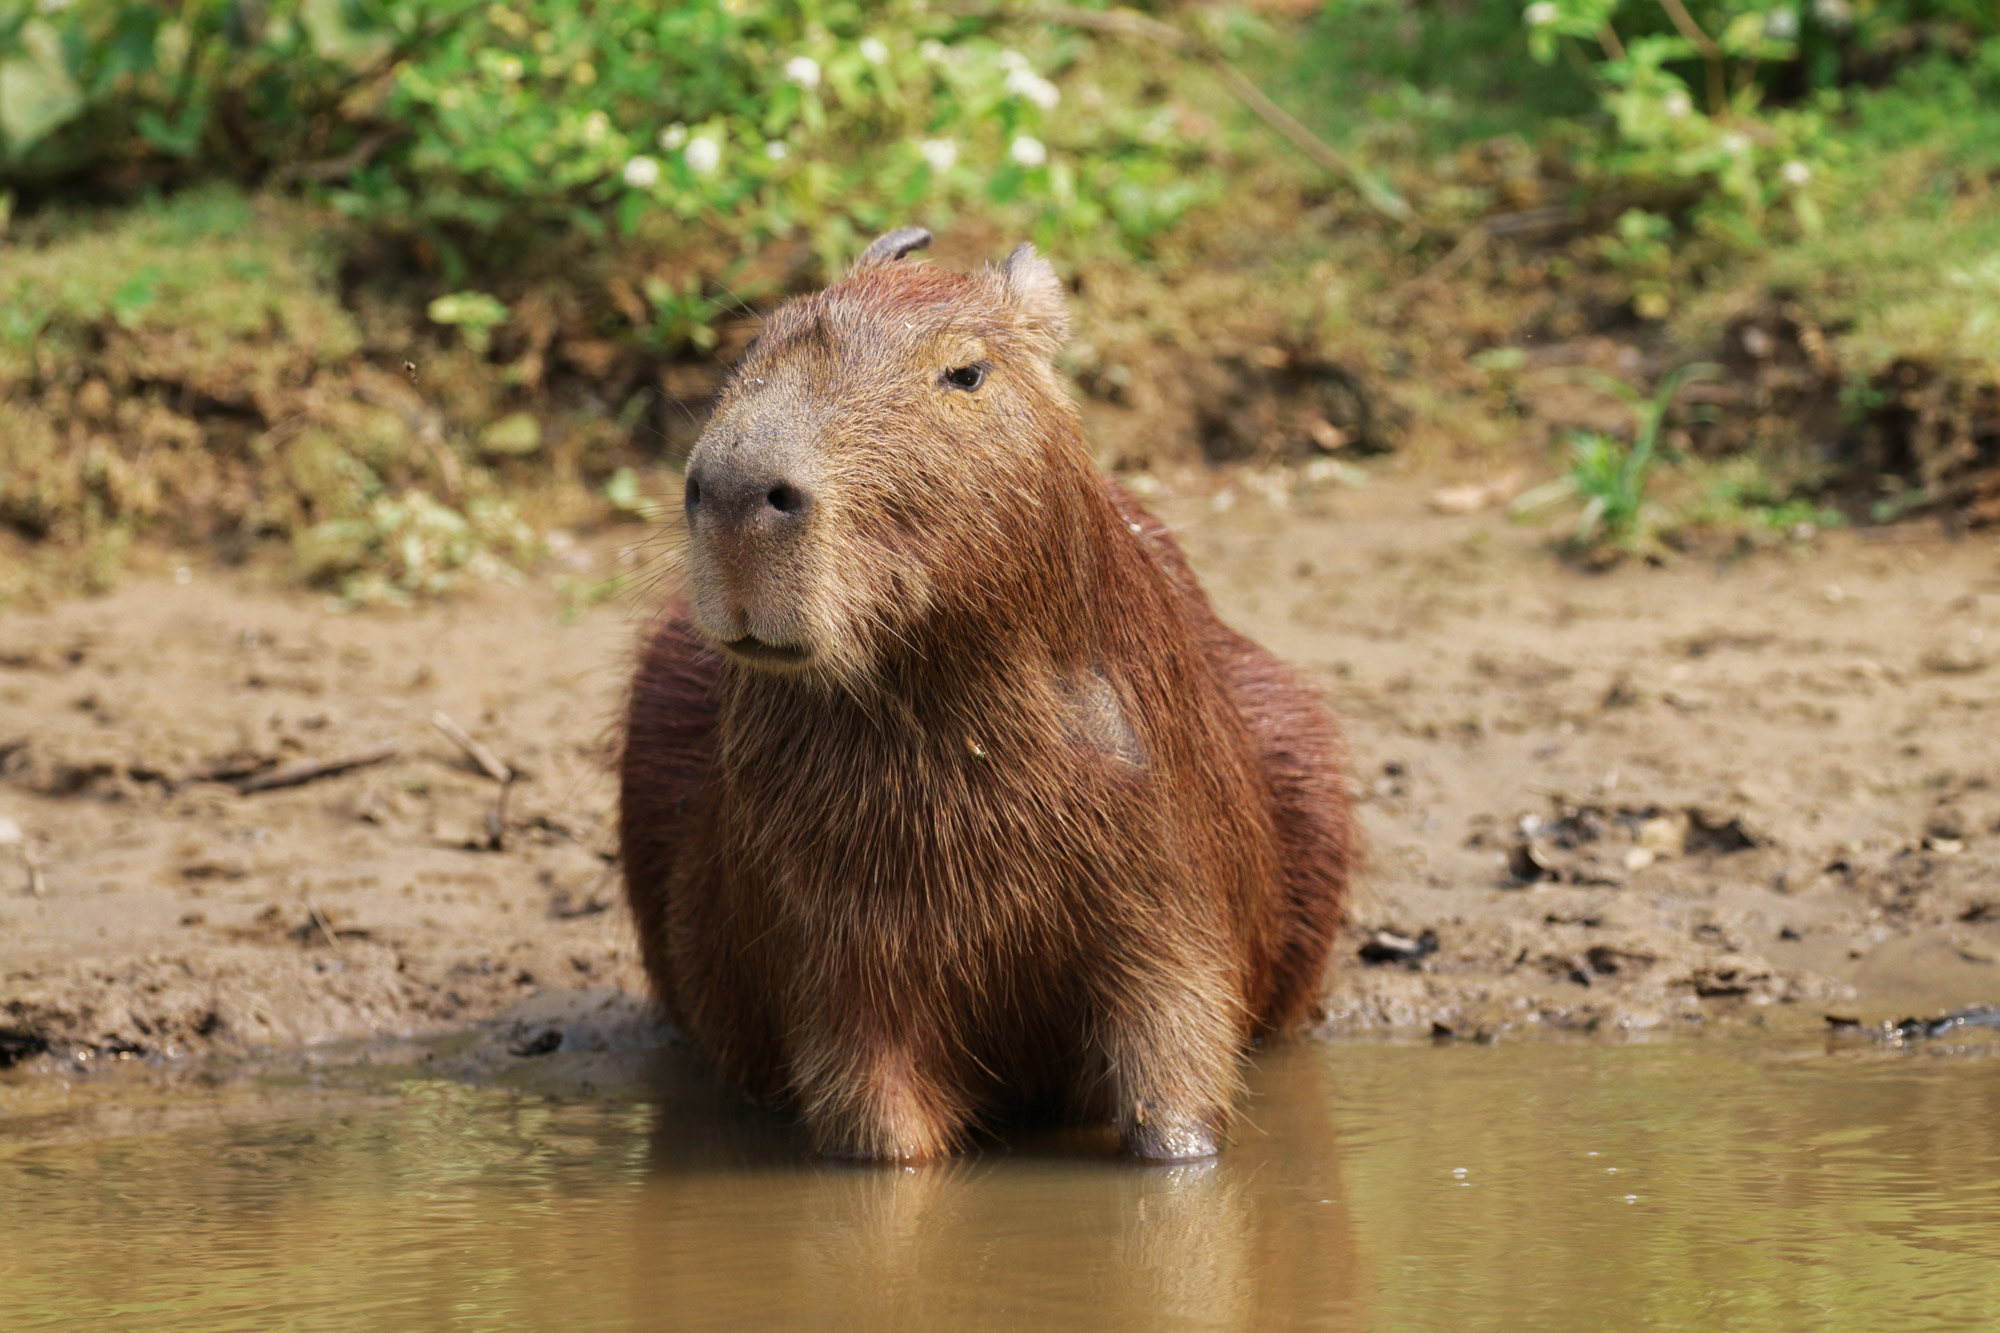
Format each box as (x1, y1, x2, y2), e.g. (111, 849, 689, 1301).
(1, 0, 1996, 598)
(1511, 363, 1720, 556)
(1, 0, 1203, 273)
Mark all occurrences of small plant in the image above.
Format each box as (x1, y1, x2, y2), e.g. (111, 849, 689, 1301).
(426, 291, 510, 356)
(295, 491, 543, 608)
(1680, 455, 1845, 540)
(1512, 362, 1721, 554)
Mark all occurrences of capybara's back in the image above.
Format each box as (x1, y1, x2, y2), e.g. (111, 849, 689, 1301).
(620, 228, 1353, 1161)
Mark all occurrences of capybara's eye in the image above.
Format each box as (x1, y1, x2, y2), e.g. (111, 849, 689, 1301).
(942, 362, 988, 391)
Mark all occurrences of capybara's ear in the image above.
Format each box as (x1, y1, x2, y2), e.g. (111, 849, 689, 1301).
(853, 226, 933, 271)
(1001, 243, 1069, 357)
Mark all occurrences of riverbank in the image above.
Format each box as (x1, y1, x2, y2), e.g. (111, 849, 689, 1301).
(6, 471, 1998, 1079)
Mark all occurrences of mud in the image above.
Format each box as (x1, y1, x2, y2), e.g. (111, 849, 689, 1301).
(4, 472, 2000, 1072)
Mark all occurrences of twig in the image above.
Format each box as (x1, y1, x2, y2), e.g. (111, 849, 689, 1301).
(189, 756, 279, 784)
(232, 747, 400, 794)
(1398, 226, 1491, 299)
(273, 130, 406, 185)
(1656, 0, 1727, 114)
(23, 849, 44, 899)
(305, 900, 346, 952)
(963, 4, 1414, 224)
(1390, 206, 1581, 301)
(432, 711, 513, 784)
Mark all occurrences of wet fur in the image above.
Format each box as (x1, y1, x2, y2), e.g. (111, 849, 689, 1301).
(621, 242, 1353, 1161)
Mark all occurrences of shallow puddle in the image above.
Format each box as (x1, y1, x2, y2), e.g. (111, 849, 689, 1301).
(5, 1034, 1999, 1331)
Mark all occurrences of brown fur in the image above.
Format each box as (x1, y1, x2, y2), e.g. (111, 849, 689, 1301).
(620, 235, 1354, 1161)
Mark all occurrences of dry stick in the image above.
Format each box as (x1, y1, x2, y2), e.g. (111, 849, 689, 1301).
(1392, 206, 1582, 301)
(276, 130, 406, 185)
(305, 899, 346, 952)
(976, 4, 1414, 225)
(233, 747, 400, 795)
(22, 848, 44, 899)
(431, 711, 513, 784)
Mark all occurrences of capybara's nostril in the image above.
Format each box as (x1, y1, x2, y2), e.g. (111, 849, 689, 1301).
(766, 483, 805, 516)
(684, 473, 702, 510)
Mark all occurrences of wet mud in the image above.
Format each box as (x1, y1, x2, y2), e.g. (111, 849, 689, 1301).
(4, 473, 2000, 1073)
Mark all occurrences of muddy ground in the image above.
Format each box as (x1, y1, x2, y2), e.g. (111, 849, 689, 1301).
(4, 471, 2000, 1079)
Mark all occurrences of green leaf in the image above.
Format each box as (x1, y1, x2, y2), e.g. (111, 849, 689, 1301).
(0, 21, 85, 156)
(427, 291, 509, 331)
(109, 265, 164, 330)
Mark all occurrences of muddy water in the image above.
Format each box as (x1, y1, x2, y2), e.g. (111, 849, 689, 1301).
(6, 1035, 1999, 1331)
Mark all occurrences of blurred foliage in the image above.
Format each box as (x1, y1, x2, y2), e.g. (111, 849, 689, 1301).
(1293, 0, 2000, 312)
(0, 187, 555, 603)
(295, 489, 541, 606)
(1, 0, 1996, 598)
(0, 0, 1211, 284)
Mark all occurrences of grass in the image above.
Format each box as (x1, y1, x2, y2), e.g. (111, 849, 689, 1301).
(0, 188, 584, 604)
(1510, 364, 1722, 558)
(2, 18, 1996, 602)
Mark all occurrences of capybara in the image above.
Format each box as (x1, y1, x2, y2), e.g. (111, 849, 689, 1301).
(620, 227, 1353, 1161)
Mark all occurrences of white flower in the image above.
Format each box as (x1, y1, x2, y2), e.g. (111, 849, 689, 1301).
(1662, 89, 1693, 119)
(1005, 67, 1061, 111)
(1812, 0, 1852, 28)
(999, 48, 1030, 72)
(919, 138, 958, 172)
(1780, 159, 1812, 187)
(1764, 7, 1799, 40)
(919, 39, 948, 62)
(659, 123, 688, 151)
(1720, 131, 1752, 156)
(859, 37, 888, 65)
(1009, 135, 1047, 168)
(581, 110, 610, 144)
(1523, 2, 1559, 27)
(784, 55, 821, 89)
(765, 140, 788, 161)
(684, 136, 721, 174)
(622, 155, 661, 188)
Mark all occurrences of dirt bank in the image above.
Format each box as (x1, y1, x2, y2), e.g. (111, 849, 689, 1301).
(4, 472, 2000, 1075)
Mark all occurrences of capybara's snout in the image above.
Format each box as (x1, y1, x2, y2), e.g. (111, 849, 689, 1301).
(682, 413, 826, 668)
(684, 442, 815, 543)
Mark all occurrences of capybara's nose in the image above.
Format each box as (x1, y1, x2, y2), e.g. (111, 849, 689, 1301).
(685, 457, 813, 540)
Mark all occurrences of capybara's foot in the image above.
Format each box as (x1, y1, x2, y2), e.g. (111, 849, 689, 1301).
(797, 1048, 969, 1162)
(813, 1109, 960, 1163)
(1097, 963, 1240, 1161)
(1120, 1105, 1222, 1162)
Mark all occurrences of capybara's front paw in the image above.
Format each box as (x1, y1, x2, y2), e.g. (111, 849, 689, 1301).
(798, 1054, 969, 1162)
(1120, 1104, 1222, 1162)
(812, 1107, 960, 1163)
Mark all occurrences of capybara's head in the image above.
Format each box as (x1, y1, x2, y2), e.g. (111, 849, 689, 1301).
(681, 228, 1073, 679)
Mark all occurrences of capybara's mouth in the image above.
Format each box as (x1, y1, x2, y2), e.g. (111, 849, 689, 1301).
(723, 635, 811, 667)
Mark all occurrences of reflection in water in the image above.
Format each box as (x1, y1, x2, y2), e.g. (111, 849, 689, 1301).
(626, 1042, 1360, 1330)
(4, 1036, 1999, 1330)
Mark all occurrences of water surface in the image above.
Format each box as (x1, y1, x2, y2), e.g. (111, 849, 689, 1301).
(5, 1033, 1998, 1330)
